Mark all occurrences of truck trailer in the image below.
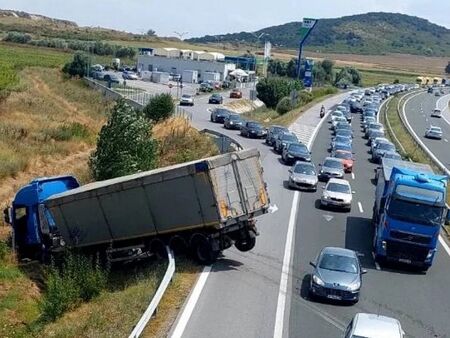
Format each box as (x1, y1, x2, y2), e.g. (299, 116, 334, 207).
(372, 158, 448, 270)
(4, 149, 270, 264)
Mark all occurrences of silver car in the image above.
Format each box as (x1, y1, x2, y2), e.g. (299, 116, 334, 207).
(344, 313, 405, 338)
(318, 157, 345, 181)
(320, 178, 353, 211)
(309, 247, 366, 303)
(425, 126, 443, 139)
(288, 161, 318, 191)
(179, 94, 194, 106)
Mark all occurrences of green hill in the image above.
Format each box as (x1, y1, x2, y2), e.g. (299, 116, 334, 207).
(187, 12, 450, 57)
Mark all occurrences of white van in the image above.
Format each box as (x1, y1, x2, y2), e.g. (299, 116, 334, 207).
(431, 108, 442, 118)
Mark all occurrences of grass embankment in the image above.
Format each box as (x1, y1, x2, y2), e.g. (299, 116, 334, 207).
(380, 93, 450, 236)
(241, 87, 338, 127)
(359, 69, 418, 87)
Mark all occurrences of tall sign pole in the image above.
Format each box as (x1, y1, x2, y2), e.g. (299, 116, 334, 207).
(296, 18, 318, 80)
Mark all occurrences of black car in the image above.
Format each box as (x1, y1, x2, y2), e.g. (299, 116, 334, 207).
(208, 94, 223, 104)
(240, 121, 267, 138)
(274, 132, 299, 153)
(210, 108, 231, 123)
(224, 114, 244, 129)
(266, 125, 289, 146)
(103, 74, 120, 84)
(282, 143, 311, 164)
(350, 102, 363, 114)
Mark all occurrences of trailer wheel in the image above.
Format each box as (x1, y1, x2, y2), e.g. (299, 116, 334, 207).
(234, 236, 256, 252)
(191, 235, 218, 264)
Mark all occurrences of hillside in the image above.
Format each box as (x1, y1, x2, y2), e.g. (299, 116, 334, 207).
(188, 12, 450, 57)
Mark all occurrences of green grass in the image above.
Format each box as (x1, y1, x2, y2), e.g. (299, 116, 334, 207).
(359, 69, 418, 87)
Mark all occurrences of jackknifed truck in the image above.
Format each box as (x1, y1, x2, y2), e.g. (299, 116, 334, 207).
(4, 149, 270, 264)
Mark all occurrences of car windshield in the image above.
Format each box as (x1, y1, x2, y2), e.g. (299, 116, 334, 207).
(377, 143, 395, 151)
(216, 109, 229, 115)
(334, 136, 350, 143)
(289, 144, 308, 153)
(319, 253, 358, 274)
(430, 127, 441, 132)
(370, 131, 384, 138)
(182, 95, 191, 98)
(248, 122, 262, 129)
(327, 182, 351, 193)
(272, 126, 287, 134)
(388, 199, 443, 226)
(336, 130, 352, 137)
(336, 124, 351, 130)
(229, 115, 241, 121)
(335, 152, 352, 160)
(294, 164, 316, 175)
(281, 134, 297, 142)
(324, 159, 343, 169)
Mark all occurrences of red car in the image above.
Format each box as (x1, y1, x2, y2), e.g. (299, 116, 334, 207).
(334, 150, 354, 173)
(230, 89, 243, 99)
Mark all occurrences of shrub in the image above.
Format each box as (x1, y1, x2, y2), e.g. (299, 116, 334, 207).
(256, 77, 301, 109)
(143, 93, 174, 122)
(3, 31, 32, 44)
(62, 51, 90, 78)
(276, 97, 293, 115)
(90, 99, 158, 180)
(46, 122, 90, 141)
(0, 240, 8, 261)
(41, 253, 107, 321)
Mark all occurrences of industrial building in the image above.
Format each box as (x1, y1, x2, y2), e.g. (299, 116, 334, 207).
(137, 47, 238, 83)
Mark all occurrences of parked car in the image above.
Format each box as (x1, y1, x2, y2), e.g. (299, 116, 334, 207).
(372, 142, 397, 163)
(180, 94, 194, 106)
(122, 71, 139, 80)
(427, 87, 434, 94)
(431, 108, 442, 118)
(435, 91, 441, 97)
(199, 83, 214, 92)
(266, 125, 289, 146)
(274, 132, 299, 153)
(282, 143, 311, 164)
(224, 114, 243, 129)
(210, 108, 231, 123)
(425, 126, 443, 139)
(230, 89, 243, 99)
(343, 313, 405, 338)
(92, 71, 106, 80)
(333, 150, 354, 173)
(288, 161, 318, 191)
(309, 247, 366, 302)
(208, 93, 223, 104)
(103, 74, 120, 84)
(318, 157, 345, 181)
(240, 121, 267, 138)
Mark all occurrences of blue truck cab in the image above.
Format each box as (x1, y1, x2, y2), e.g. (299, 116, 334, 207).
(4, 176, 79, 259)
(372, 158, 448, 270)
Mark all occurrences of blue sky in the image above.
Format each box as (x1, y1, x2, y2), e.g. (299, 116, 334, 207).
(0, 0, 449, 37)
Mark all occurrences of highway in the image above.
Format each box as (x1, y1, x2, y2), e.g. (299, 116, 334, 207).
(169, 90, 450, 338)
(403, 89, 450, 171)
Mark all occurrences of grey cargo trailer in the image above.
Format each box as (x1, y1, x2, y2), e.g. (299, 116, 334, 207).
(45, 148, 269, 262)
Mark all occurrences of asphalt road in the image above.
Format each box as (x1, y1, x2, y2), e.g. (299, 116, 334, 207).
(404, 89, 450, 171)
(171, 91, 450, 338)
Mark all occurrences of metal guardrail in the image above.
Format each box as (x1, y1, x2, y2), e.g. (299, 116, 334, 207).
(129, 246, 175, 338)
(201, 128, 244, 154)
(381, 96, 407, 155)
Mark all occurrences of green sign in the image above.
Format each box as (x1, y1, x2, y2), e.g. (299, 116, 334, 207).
(299, 18, 317, 42)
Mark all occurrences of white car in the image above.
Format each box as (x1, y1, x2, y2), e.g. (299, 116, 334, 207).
(329, 111, 345, 121)
(343, 313, 405, 338)
(336, 105, 348, 113)
(431, 108, 442, 118)
(122, 71, 139, 80)
(179, 94, 194, 106)
(320, 178, 353, 212)
(425, 126, 443, 139)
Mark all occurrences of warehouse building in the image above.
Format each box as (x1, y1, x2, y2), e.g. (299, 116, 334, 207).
(137, 48, 236, 83)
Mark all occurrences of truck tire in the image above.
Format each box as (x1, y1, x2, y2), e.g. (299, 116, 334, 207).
(234, 236, 256, 252)
(191, 235, 218, 265)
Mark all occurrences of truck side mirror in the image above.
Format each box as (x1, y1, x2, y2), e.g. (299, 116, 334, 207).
(3, 207, 11, 225)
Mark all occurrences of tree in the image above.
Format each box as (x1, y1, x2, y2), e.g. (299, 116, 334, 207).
(143, 93, 174, 122)
(256, 77, 301, 108)
(446, 61, 450, 75)
(334, 67, 361, 87)
(146, 29, 156, 36)
(62, 52, 90, 77)
(286, 59, 298, 78)
(89, 99, 158, 181)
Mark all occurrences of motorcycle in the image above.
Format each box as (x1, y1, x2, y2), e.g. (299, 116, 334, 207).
(320, 108, 325, 118)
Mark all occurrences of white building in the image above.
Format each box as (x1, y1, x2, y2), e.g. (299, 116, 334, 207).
(137, 53, 236, 82)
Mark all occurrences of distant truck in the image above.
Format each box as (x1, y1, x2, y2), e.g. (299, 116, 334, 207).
(4, 149, 270, 264)
(372, 158, 448, 271)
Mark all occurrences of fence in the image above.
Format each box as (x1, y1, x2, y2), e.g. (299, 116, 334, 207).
(200, 128, 244, 154)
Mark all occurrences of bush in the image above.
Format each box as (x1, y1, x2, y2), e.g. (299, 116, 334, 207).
(46, 122, 90, 141)
(256, 77, 301, 109)
(62, 51, 90, 78)
(41, 253, 107, 321)
(0, 240, 8, 261)
(90, 99, 158, 181)
(276, 97, 293, 115)
(3, 31, 32, 44)
(143, 93, 174, 122)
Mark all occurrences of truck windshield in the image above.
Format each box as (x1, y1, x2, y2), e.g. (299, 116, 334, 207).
(388, 199, 443, 226)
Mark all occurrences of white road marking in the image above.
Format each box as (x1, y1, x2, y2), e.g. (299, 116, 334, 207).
(268, 204, 279, 214)
(372, 252, 381, 271)
(274, 191, 299, 338)
(358, 202, 364, 213)
(171, 266, 212, 338)
(351, 172, 355, 180)
(323, 214, 334, 222)
(439, 236, 450, 258)
(445, 139, 449, 143)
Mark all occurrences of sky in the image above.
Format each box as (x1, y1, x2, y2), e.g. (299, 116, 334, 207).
(0, 0, 449, 38)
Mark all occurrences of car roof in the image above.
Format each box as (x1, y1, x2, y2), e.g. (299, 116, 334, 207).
(324, 157, 342, 163)
(353, 313, 402, 338)
(321, 246, 355, 257)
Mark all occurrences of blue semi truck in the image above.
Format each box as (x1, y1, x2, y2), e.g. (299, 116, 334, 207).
(372, 158, 449, 271)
